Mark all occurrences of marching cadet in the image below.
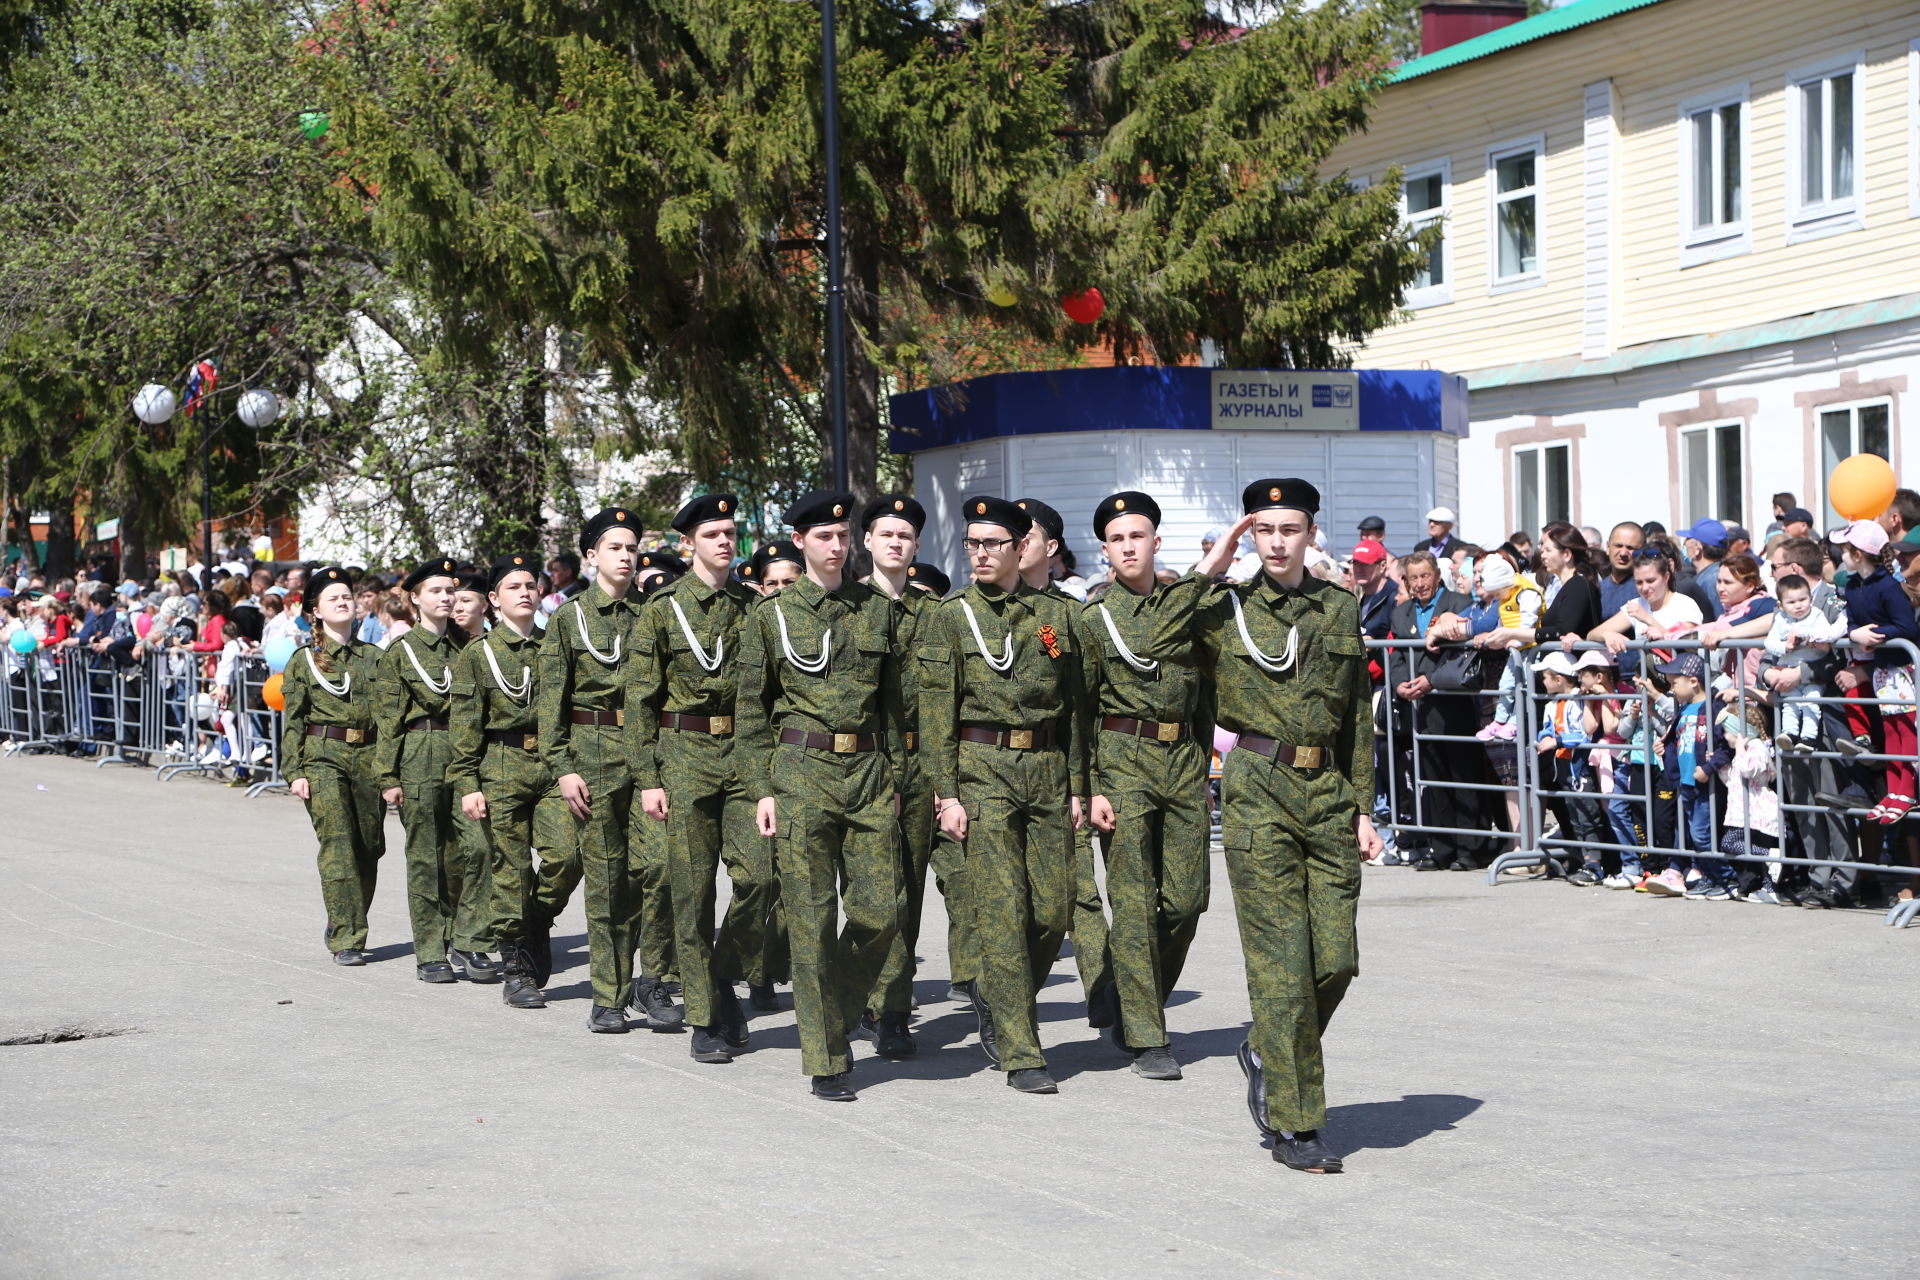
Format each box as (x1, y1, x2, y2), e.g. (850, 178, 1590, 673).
(451, 573, 492, 637)
(624, 545, 688, 1016)
(1072, 492, 1211, 1081)
(449, 554, 583, 1009)
(740, 540, 804, 596)
(1190, 479, 1381, 1174)
(629, 494, 771, 1065)
(736, 490, 906, 1102)
(536, 507, 659, 1034)
(854, 494, 933, 1059)
(284, 566, 386, 966)
(907, 562, 950, 598)
(636, 548, 686, 597)
(1018, 497, 1115, 1033)
(374, 556, 495, 985)
(920, 496, 1088, 1095)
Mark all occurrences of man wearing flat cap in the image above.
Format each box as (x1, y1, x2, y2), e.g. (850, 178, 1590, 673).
(627, 493, 776, 1064)
(449, 553, 582, 1009)
(537, 507, 669, 1034)
(919, 495, 1088, 1095)
(375, 555, 496, 985)
(1069, 490, 1213, 1082)
(736, 489, 908, 1102)
(1178, 478, 1382, 1173)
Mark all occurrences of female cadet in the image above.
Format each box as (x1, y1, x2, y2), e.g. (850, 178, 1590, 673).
(282, 566, 386, 966)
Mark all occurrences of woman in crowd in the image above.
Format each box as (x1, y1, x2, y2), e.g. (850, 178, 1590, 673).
(1587, 545, 1703, 660)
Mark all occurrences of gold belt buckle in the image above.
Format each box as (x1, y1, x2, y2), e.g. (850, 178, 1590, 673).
(522, 733, 537, 750)
(1294, 745, 1324, 769)
(833, 732, 859, 753)
(613, 710, 625, 728)
(344, 728, 365, 745)
(1154, 721, 1180, 742)
(1007, 728, 1033, 750)
(904, 732, 917, 751)
(710, 715, 733, 735)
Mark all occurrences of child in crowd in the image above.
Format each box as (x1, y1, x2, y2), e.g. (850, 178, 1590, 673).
(1830, 519, 1920, 825)
(1650, 653, 1736, 899)
(1718, 700, 1783, 904)
(1476, 554, 1543, 741)
(1760, 573, 1846, 751)
(1620, 663, 1680, 892)
(1534, 650, 1611, 882)
(1579, 653, 1641, 886)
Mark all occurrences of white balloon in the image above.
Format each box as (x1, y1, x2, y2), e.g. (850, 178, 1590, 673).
(131, 383, 177, 425)
(237, 388, 281, 429)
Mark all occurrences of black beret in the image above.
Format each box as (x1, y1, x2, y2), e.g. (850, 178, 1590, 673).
(402, 555, 461, 592)
(740, 540, 804, 582)
(1242, 477, 1321, 518)
(580, 507, 640, 552)
(487, 553, 540, 591)
(960, 495, 1032, 539)
(861, 494, 926, 534)
(307, 565, 355, 597)
(456, 574, 490, 596)
(671, 493, 739, 534)
(637, 549, 688, 578)
(905, 562, 951, 596)
(1091, 491, 1161, 540)
(783, 489, 855, 530)
(1015, 498, 1063, 543)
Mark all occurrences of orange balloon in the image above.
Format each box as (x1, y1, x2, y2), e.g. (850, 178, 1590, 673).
(262, 672, 285, 712)
(1829, 453, 1897, 521)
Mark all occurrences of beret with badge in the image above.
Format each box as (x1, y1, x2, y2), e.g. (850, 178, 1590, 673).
(638, 548, 689, 578)
(960, 495, 1032, 539)
(671, 493, 738, 535)
(783, 489, 855, 531)
(1091, 491, 1161, 540)
(906, 561, 951, 596)
(1242, 477, 1321, 518)
(1015, 498, 1064, 544)
(740, 539, 804, 583)
(580, 506, 640, 553)
(307, 565, 355, 596)
(861, 494, 926, 534)
(402, 555, 461, 592)
(487, 553, 540, 591)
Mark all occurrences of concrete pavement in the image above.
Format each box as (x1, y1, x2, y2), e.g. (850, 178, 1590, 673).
(2, 751, 1917, 1279)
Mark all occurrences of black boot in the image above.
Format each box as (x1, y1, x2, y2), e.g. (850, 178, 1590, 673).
(747, 982, 779, 1011)
(689, 1025, 733, 1063)
(714, 984, 750, 1049)
(499, 941, 546, 1009)
(810, 1072, 857, 1102)
(1086, 978, 1118, 1029)
(876, 1010, 916, 1059)
(970, 980, 999, 1068)
(451, 950, 499, 984)
(526, 916, 554, 987)
(587, 1005, 629, 1034)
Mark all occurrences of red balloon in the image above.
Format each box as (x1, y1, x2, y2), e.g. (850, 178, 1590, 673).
(1062, 288, 1105, 325)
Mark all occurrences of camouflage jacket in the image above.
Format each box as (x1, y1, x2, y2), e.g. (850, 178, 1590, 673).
(280, 630, 381, 780)
(625, 571, 756, 790)
(446, 621, 542, 797)
(535, 581, 641, 779)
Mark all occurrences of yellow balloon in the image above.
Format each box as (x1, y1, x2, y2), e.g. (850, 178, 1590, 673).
(986, 283, 1017, 308)
(1829, 452, 1897, 521)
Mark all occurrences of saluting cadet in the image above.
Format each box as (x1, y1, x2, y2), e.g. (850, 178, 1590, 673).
(1189, 480, 1382, 1174)
(1018, 498, 1115, 1033)
(736, 490, 906, 1102)
(449, 554, 582, 1009)
(284, 566, 386, 966)
(741, 540, 803, 596)
(373, 557, 495, 984)
(1072, 492, 1212, 1081)
(629, 494, 771, 1065)
(854, 494, 932, 1059)
(536, 507, 652, 1034)
(919, 496, 1088, 1095)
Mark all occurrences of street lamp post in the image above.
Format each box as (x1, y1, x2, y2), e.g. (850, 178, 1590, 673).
(820, 0, 850, 493)
(131, 383, 281, 578)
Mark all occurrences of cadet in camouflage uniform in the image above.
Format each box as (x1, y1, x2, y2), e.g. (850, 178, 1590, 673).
(1071, 491, 1212, 1082)
(450, 553, 582, 1009)
(536, 507, 657, 1034)
(623, 546, 684, 1027)
(629, 494, 768, 1064)
(855, 494, 933, 1059)
(1185, 479, 1382, 1174)
(904, 559, 974, 1005)
(1016, 498, 1116, 1032)
(375, 556, 495, 985)
(284, 566, 386, 965)
(736, 490, 906, 1102)
(920, 496, 1088, 1095)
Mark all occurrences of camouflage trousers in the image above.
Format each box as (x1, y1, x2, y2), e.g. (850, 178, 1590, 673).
(1070, 823, 1111, 1004)
(475, 742, 581, 949)
(1092, 735, 1211, 1049)
(868, 756, 933, 1015)
(1219, 744, 1360, 1133)
(960, 739, 1073, 1074)
(771, 740, 902, 1077)
(567, 724, 638, 1009)
(395, 729, 489, 958)
(656, 730, 776, 1028)
(626, 795, 677, 984)
(304, 736, 386, 952)
(930, 828, 976, 987)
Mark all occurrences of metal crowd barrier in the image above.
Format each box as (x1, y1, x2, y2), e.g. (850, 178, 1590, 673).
(1368, 632, 1920, 930)
(1, 644, 284, 796)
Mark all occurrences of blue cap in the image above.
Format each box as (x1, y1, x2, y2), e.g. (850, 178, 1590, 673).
(1656, 652, 1707, 681)
(1676, 519, 1728, 547)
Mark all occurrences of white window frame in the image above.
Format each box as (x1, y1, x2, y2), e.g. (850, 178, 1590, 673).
(1676, 85, 1750, 266)
(1785, 51, 1866, 243)
(1486, 135, 1546, 295)
(1816, 399, 1894, 526)
(1678, 421, 1744, 528)
(1513, 442, 1571, 534)
(1399, 157, 1452, 309)
(1908, 39, 1920, 219)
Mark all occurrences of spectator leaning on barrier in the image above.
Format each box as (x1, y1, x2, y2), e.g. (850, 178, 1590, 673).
(1830, 518, 1920, 825)
(1718, 699, 1784, 903)
(1532, 649, 1610, 884)
(1760, 574, 1847, 752)
(1599, 522, 1645, 619)
(1589, 545, 1703, 657)
(1472, 553, 1541, 742)
(1695, 554, 1775, 693)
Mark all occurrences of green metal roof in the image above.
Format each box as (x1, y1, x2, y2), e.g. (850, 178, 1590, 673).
(1389, 0, 1673, 84)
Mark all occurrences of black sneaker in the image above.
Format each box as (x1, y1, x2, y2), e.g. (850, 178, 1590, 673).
(1006, 1067, 1059, 1094)
(689, 1026, 733, 1064)
(849, 1012, 881, 1045)
(810, 1072, 857, 1102)
(587, 1005, 628, 1034)
(1236, 1039, 1277, 1138)
(1272, 1129, 1343, 1173)
(1131, 1046, 1182, 1081)
(747, 983, 780, 1011)
(629, 977, 685, 1030)
(714, 986, 750, 1048)
(1567, 865, 1603, 886)
(331, 948, 367, 967)
(876, 1010, 916, 1059)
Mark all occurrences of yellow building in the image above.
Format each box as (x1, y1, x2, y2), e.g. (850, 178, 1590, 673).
(1333, 0, 1920, 538)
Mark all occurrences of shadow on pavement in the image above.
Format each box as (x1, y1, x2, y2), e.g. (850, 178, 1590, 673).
(1327, 1094, 1483, 1155)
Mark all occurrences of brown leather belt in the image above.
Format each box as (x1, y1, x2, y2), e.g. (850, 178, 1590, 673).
(660, 711, 733, 735)
(570, 709, 624, 728)
(778, 727, 877, 753)
(306, 724, 374, 745)
(1237, 733, 1326, 769)
(485, 729, 537, 751)
(960, 724, 1058, 751)
(1101, 715, 1188, 743)
(405, 716, 449, 733)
